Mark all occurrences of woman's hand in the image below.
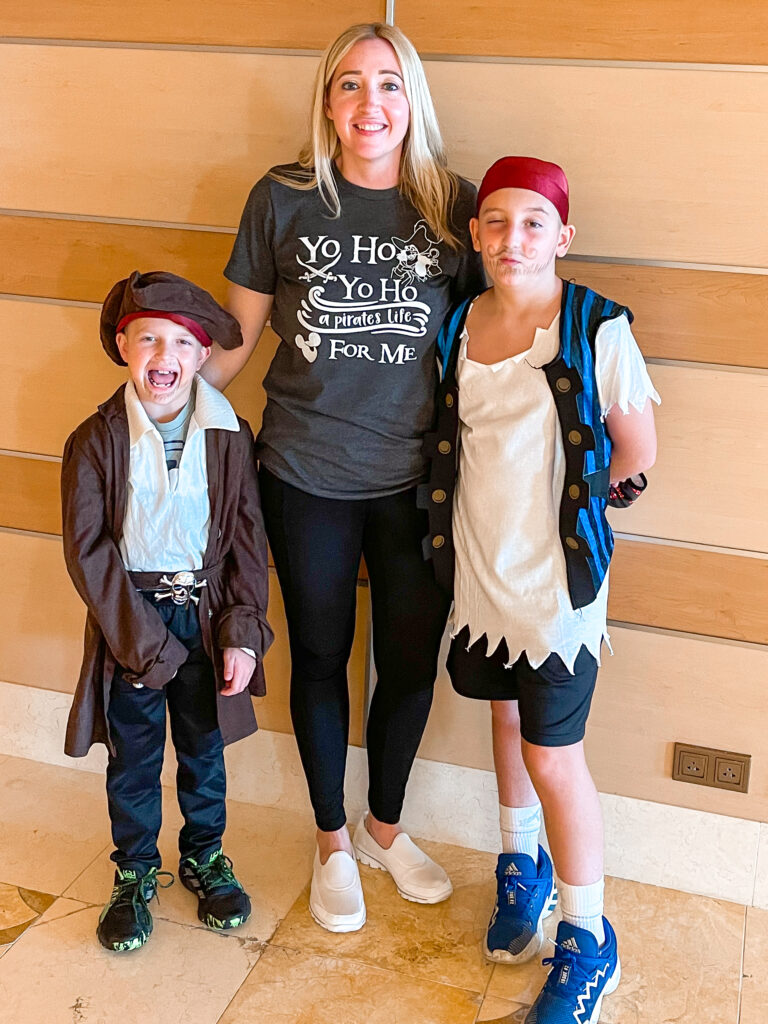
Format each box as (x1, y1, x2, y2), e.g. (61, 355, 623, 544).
(200, 284, 273, 390)
(220, 647, 257, 696)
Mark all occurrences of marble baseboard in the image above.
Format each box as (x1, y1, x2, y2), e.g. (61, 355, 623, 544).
(1, 677, 765, 908)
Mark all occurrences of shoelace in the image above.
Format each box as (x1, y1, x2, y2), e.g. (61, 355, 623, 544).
(503, 875, 541, 908)
(542, 938, 601, 989)
(194, 854, 242, 894)
(110, 869, 174, 910)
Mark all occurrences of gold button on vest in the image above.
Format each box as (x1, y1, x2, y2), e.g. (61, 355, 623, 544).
(432, 535, 445, 549)
(565, 536, 580, 550)
(568, 430, 582, 445)
(568, 484, 581, 500)
(556, 377, 571, 393)
(438, 440, 452, 455)
(445, 394, 454, 408)
(432, 489, 447, 504)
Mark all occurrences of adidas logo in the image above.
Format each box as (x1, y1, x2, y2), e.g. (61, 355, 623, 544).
(504, 863, 522, 876)
(561, 936, 581, 954)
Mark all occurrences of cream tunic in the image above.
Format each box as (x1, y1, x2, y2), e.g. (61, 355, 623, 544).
(451, 312, 660, 672)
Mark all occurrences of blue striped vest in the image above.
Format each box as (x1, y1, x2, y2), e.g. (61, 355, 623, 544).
(420, 281, 633, 610)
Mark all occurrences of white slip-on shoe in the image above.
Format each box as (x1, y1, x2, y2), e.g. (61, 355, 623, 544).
(308, 849, 366, 933)
(353, 817, 453, 904)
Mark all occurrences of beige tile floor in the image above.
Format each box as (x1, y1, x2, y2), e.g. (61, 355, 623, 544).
(0, 752, 763, 1023)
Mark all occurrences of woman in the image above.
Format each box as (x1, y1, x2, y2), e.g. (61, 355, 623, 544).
(204, 22, 484, 932)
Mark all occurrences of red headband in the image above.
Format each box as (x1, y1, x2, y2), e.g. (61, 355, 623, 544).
(477, 156, 569, 223)
(115, 311, 212, 347)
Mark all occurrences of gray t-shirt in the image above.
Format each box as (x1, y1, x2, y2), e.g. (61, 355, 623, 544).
(225, 163, 485, 499)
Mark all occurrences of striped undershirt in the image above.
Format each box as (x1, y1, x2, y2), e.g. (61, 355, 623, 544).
(152, 394, 195, 471)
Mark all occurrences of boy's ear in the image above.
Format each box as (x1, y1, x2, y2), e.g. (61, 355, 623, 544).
(469, 217, 481, 252)
(115, 331, 129, 363)
(556, 223, 576, 258)
(197, 344, 212, 369)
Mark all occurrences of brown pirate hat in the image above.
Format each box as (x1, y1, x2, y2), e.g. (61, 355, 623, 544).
(100, 270, 243, 365)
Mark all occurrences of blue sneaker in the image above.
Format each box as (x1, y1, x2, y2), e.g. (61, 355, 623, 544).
(484, 846, 557, 963)
(525, 918, 621, 1024)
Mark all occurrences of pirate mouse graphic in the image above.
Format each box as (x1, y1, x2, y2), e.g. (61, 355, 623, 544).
(391, 220, 443, 285)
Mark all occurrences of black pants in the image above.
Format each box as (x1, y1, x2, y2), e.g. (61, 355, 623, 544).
(106, 601, 226, 873)
(259, 468, 451, 832)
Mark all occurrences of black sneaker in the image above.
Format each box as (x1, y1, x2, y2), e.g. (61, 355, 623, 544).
(96, 866, 173, 952)
(179, 849, 251, 930)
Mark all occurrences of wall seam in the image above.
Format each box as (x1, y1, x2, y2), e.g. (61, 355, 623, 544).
(3, 212, 766, 276)
(3, 37, 768, 74)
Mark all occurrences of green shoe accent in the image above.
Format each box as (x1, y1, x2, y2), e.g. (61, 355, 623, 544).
(96, 866, 174, 952)
(179, 849, 251, 931)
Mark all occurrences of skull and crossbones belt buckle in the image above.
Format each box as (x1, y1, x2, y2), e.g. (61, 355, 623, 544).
(153, 570, 208, 607)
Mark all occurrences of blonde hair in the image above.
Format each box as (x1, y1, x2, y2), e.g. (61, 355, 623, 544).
(271, 22, 461, 249)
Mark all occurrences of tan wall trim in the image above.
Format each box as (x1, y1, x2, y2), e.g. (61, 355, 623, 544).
(4, 46, 768, 267)
(4, 221, 763, 369)
(561, 261, 768, 370)
(397, 0, 768, 65)
(0, 215, 232, 304)
(0, 1, 385, 49)
(0, 530, 369, 741)
(609, 541, 768, 645)
(0, 455, 61, 535)
(3, 455, 763, 642)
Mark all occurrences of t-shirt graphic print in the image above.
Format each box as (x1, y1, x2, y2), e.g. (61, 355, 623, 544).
(225, 164, 484, 499)
(293, 219, 442, 368)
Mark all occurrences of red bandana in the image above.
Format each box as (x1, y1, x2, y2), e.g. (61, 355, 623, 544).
(477, 156, 569, 223)
(115, 311, 212, 347)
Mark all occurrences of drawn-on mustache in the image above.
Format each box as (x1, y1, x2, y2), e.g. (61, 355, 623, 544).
(489, 246, 524, 259)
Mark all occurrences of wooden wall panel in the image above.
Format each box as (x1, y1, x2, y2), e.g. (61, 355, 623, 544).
(608, 542, 768, 644)
(419, 625, 768, 822)
(398, 1, 768, 65)
(6, 448, 766, 646)
(0, 532, 86, 695)
(0, 456, 61, 534)
(608, 365, 768, 553)
(3, 46, 768, 267)
(0, 216, 232, 304)
(0, 300, 276, 456)
(0, 46, 314, 225)
(0, 532, 369, 744)
(4, 305, 764, 557)
(561, 261, 768, 369)
(0, 1, 384, 49)
(427, 61, 768, 267)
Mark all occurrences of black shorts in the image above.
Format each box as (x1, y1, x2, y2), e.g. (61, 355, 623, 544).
(446, 626, 598, 747)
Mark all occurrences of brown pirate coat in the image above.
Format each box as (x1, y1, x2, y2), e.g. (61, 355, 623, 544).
(61, 384, 273, 757)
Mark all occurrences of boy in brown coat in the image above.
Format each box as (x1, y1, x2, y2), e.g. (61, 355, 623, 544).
(61, 271, 273, 951)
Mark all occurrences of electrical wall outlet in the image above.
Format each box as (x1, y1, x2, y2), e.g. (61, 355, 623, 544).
(672, 743, 750, 793)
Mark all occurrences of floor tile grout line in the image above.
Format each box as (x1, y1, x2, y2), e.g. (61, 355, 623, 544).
(60, 839, 113, 900)
(736, 904, 748, 1024)
(474, 958, 500, 1023)
(211, 939, 270, 1024)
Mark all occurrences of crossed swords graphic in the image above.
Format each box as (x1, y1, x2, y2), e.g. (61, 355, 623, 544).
(297, 253, 342, 283)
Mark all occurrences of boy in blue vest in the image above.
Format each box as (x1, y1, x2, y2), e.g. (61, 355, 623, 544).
(421, 158, 659, 1023)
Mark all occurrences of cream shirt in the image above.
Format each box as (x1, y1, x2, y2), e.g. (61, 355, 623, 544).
(452, 313, 660, 672)
(120, 375, 239, 573)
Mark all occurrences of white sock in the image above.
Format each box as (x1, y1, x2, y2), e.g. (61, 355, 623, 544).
(558, 878, 605, 946)
(499, 802, 542, 860)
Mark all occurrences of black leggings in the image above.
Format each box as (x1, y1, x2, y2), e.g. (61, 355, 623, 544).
(259, 467, 451, 832)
